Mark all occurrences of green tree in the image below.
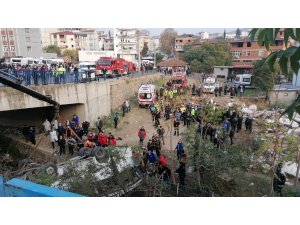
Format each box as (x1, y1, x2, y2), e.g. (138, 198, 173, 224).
(43, 45, 61, 56)
(223, 29, 226, 39)
(182, 43, 231, 73)
(236, 28, 241, 38)
(159, 28, 178, 56)
(155, 52, 164, 64)
(252, 60, 279, 101)
(190, 59, 201, 73)
(63, 49, 78, 63)
(141, 42, 149, 57)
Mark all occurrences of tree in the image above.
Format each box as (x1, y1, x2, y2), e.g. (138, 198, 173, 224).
(223, 29, 226, 39)
(43, 45, 61, 56)
(141, 42, 149, 57)
(63, 49, 78, 63)
(159, 28, 178, 56)
(190, 59, 201, 73)
(252, 60, 279, 102)
(155, 52, 164, 64)
(236, 28, 241, 38)
(182, 43, 231, 73)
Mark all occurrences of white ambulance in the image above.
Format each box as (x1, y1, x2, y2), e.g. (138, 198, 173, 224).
(138, 84, 156, 106)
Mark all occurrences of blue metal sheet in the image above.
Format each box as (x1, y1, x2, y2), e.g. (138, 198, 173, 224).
(5, 178, 84, 197)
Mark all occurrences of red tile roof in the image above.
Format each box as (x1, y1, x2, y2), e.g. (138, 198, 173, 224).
(51, 31, 75, 35)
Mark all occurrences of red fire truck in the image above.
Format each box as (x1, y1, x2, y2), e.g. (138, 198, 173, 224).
(171, 72, 188, 88)
(96, 57, 136, 78)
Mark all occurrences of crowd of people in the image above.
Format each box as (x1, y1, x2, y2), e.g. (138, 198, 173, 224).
(25, 114, 118, 156)
(0, 62, 77, 86)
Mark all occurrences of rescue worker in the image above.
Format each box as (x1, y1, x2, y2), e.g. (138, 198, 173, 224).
(157, 125, 165, 145)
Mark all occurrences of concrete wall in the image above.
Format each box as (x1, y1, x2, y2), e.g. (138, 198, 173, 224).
(0, 74, 160, 124)
(270, 89, 298, 106)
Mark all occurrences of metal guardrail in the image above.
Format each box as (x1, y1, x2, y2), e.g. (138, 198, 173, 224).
(0, 69, 158, 87)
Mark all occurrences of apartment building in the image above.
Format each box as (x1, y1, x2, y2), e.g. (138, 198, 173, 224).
(175, 34, 198, 53)
(50, 31, 81, 50)
(113, 28, 138, 63)
(0, 28, 43, 58)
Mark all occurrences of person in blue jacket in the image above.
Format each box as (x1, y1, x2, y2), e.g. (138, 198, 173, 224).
(175, 140, 184, 160)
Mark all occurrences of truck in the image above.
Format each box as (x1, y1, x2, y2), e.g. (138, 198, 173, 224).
(96, 57, 134, 78)
(171, 72, 188, 88)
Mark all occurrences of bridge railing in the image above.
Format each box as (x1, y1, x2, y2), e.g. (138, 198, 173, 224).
(0, 69, 158, 87)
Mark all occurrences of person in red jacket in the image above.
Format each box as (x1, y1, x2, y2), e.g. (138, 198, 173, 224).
(138, 126, 147, 146)
(108, 132, 116, 146)
(98, 132, 108, 147)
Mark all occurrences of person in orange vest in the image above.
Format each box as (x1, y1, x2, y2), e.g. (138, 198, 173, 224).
(108, 132, 116, 145)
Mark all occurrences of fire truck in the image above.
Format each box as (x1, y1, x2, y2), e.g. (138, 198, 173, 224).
(171, 72, 188, 88)
(96, 57, 136, 78)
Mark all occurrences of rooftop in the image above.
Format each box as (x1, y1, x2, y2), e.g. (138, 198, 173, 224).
(51, 31, 75, 35)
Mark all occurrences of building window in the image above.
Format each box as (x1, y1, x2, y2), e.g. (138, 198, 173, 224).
(27, 46, 32, 52)
(258, 50, 264, 57)
(10, 46, 15, 51)
(71, 45, 74, 47)
(247, 42, 251, 47)
(280, 31, 283, 35)
(2, 36, 6, 41)
(59, 35, 64, 39)
(71, 38, 74, 41)
(245, 51, 250, 56)
(243, 60, 252, 62)
(231, 50, 242, 57)
(237, 42, 243, 47)
(26, 37, 31, 42)
(3, 46, 8, 52)
(25, 28, 30, 33)
(9, 36, 14, 41)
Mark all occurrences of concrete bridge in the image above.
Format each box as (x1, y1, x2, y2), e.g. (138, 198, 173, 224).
(0, 74, 160, 126)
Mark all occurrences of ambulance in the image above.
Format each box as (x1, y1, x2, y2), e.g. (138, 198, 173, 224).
(138, 84, 156, 106)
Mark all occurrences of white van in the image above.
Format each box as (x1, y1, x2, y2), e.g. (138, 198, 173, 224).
(138, 84, 156, 106)
(234, 74, 252, 86)
(203, 77, 218, 93)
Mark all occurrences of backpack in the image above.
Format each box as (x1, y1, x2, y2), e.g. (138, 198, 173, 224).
(113, 114, 118, 121)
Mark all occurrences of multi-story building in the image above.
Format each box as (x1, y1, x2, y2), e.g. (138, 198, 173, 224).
(40, 28, 59, 47)
(50, 31, 81, 50)
(76, 29, 99, 51)
(103, 38, 114, 51)
(229, 32, 286, 67)
(138, 30, 150, 53)
(175, 34, 198, 54)
(113, 28, 138, 63)
(0, 28, 44, 58)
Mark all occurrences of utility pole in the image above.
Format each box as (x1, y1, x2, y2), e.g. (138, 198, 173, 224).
(121, 29, 124, 59)
(137, 30, 141, 73)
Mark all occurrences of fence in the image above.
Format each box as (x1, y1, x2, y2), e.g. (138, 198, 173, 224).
(0, 69, 157, 87)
